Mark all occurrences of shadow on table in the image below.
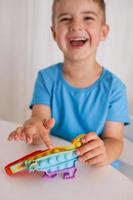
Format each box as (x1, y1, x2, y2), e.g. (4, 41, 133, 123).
(124, 115, 133, 142)
(119, 160, 133, 182)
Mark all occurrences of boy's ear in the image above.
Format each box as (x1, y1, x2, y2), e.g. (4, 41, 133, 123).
(100, 24, 110, 41)
(51, 26, 56, 41)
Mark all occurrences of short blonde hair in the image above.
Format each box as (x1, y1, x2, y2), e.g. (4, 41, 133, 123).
(52, 0, 106, 24)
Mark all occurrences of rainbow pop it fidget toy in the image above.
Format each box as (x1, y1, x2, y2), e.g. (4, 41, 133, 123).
(5, 135, 84, 179)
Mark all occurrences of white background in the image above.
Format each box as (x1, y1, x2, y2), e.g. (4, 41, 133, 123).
(0, 0, 133, 123)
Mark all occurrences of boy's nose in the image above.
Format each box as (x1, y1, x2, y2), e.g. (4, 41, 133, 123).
(69, 21, 83, 32)
(70, 27, 82, 32)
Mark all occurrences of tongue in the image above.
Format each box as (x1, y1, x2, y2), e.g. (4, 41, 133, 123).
(71, 40, 85, 47)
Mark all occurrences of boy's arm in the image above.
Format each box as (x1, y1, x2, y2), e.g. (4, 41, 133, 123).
(31, 104, 51, 120)
(101, 121, 124, 164)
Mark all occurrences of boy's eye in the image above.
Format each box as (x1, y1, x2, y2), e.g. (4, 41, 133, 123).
(59, 18, 71, 22)
(84, 16, 94, 21)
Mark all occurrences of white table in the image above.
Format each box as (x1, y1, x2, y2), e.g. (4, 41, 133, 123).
(1, 120, 133, 200)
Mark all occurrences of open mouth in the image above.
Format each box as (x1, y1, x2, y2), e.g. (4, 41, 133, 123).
(69, 37, 88, 47)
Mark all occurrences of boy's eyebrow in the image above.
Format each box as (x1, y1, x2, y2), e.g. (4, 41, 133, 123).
(57, 13, 70, 19)
(57, 11, 97, 19)
(81, 11, 98, 16)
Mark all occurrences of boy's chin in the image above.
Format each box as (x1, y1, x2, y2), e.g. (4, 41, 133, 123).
(65, 53, 91, 62)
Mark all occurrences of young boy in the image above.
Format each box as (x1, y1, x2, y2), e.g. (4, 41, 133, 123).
(8, 0, 130, 167)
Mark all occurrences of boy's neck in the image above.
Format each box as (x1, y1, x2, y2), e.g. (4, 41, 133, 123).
(62, 58, 103, 88)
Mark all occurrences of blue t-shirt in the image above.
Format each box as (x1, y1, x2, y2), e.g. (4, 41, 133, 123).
(30, 63, 130, 142)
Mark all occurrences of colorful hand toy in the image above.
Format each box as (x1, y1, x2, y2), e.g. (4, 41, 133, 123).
(5, 135, 84, 179)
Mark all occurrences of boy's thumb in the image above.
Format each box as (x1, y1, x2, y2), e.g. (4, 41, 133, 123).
(43, 118, 55, 130)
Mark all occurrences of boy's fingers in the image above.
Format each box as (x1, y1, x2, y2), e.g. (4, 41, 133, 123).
(24, 126, 37, 137)
(40, 132, 53, 149)
(8, 131, 15, 140)
(78, 147, 102, 162)
(24, 128, 38, 143)
(16, 127, 23, 133)
(14, 127, 24, 140)
(26, 135, 33, 144)
(77, 140, 98, 156)
(81, 132, 98, 144)
(42, 118, 55, 148)
(20, 131, 26, 140)
(43, 118, 55, 130)
(8, 127, 23, 141)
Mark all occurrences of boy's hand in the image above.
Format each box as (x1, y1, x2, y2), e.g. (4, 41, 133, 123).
(8, 117, 55, 149)
(76, 132, 109, 167)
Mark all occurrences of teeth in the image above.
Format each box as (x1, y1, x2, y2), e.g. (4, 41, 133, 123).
(70, 37, 87, 42)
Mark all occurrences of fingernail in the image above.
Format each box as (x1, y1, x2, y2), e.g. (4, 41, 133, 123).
(48, 145, 53, 149)
(82, 139, 85, 143)
(27, 138, 32, 143)
(76, 150, 80, 156)
(79, 157, 83, 162)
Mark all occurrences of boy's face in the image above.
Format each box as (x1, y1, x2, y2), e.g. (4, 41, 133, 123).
(51, 0, 109, 62)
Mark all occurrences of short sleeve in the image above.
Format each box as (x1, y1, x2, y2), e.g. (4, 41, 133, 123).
(29, 71, 51, 109)
(107, 83, 130, 125)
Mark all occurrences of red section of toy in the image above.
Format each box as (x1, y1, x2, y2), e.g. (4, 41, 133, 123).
(5, 150, 43, 175)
